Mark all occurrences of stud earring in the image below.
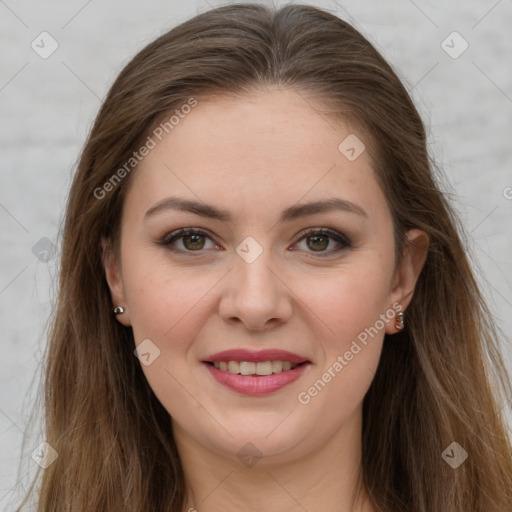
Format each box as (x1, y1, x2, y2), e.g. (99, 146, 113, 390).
(113, 306, 125, 316)
(395, 311, 405, 331)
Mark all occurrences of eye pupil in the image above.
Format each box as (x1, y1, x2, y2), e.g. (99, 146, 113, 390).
(184, 234, 205, 250)
(307, 235, 329, 251)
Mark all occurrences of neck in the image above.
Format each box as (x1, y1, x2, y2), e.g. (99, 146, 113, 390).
(174, 406, 374, 512)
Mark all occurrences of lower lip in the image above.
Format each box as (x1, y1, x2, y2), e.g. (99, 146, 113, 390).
(204, 362, 311, 396)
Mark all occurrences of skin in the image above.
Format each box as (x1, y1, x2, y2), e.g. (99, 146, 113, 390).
(103, 87, 428, 512)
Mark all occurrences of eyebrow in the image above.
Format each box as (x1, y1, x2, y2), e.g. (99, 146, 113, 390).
(144, 196, 368, 222)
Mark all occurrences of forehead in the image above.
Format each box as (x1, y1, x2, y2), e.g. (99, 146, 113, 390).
(123, 88, 388, 224)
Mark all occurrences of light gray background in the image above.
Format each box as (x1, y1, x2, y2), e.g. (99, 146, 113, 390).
(1, 0, 511, 509)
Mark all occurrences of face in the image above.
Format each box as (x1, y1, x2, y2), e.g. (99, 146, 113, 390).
(104, 88, 427, 467)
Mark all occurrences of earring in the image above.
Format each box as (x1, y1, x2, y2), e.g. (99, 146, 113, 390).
(395, 311, 405, 331)
(113, 306, 125, 315)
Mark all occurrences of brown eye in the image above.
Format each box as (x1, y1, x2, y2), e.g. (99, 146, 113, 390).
(160, 228, 218, 253)
(182, 233, 206, 250)
(306, 234, 330, 252)
(293, 228, 352, 256)
(159, 227, 351, 257)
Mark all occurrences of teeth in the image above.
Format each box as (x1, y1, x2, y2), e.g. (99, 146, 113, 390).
(272, 360, 283, 373)
(240, 361, 256, 375)
(256, 361, 273, 376)
(211, 360, 299, 375)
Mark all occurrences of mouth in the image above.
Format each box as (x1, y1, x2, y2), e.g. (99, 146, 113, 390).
(201, 349, 312, 395)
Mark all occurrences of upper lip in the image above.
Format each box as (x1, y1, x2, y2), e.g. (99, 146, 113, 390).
(203, 349, 310, 364)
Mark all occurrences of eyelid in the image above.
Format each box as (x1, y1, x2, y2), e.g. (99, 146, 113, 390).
(158, 226, 352, 255)
(159, 227, 221, 248)
(296, 227, 352, 248)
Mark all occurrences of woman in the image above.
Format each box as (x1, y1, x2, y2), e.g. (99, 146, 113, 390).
(17, 3, 512, 511)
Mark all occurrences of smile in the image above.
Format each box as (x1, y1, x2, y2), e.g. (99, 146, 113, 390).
(202, 348, 312, 395)
(210, 360, 299, 375)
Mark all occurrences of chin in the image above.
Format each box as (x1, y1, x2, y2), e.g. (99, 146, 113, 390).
(198, 418, 310, 464)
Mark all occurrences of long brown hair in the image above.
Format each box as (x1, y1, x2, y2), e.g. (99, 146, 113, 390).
(16, 3, 512, 511)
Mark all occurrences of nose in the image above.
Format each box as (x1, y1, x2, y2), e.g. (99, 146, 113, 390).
(218, 242, 293, 332)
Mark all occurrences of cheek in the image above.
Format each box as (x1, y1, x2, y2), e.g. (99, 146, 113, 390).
(125, 265, 214, 348)
(294, 262, 392, 343)
(292, 262, 391, 410)
(122, 263, 218, 417)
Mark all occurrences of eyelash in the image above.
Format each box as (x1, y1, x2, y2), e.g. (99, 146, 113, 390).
(158, 227, 352, 257)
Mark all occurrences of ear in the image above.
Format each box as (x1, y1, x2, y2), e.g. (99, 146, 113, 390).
(385, 228, 429, 334)
(101, 237, 131, 326)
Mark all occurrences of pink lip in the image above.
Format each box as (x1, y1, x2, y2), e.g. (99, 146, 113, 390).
(203, 349, 310, 365)
(204, 362, 311, 396)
